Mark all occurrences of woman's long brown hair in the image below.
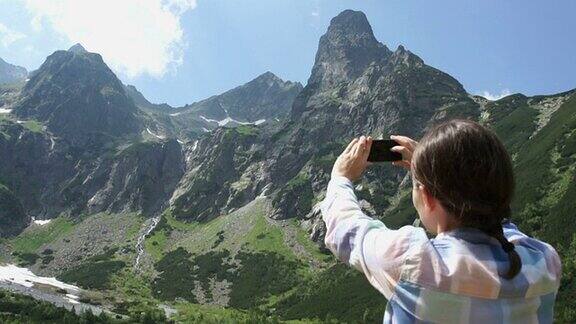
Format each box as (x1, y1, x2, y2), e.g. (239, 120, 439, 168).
(412, 119, 521, 279)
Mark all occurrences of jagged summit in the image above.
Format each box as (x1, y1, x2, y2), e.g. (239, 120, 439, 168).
(391, 44, 424, 67)
(319, 9, 388, 55)
(248, 71, 302, 89)
(326, 10, 375, 38)
(257, 71, 277, 79)
(253, 71, 284, 84)
(68, 43, 87, 54)
(309, 10, 391, 88)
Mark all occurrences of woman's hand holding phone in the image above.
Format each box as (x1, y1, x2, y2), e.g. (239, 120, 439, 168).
(332, 136, 373, 182)
(390, 135, 418, 171)
(332, 135, 418, 182)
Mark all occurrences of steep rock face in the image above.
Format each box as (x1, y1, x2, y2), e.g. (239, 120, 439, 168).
(0, 57, 27, 85)
(0, 183, 29, 237)
(171, 126, 270, 221)
(12, 45, 141, 144)
(0, 120, 72, 217)
(78, 139, 186, 216)
(0, 118, 186, 220)
(298, 9, 392, 101)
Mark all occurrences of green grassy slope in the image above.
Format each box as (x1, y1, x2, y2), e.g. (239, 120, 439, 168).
(490, 92, 576, 323)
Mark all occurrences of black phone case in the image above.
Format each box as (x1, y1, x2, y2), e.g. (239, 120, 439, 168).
(368, 139, 402, 162)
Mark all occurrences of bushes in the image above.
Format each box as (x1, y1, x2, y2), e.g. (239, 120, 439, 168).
(228, 251, 302, 309)
(13, 252, 40, 266)
(0, 289, 115, 323)
(555, 235, 576, 323)
(58, 261, 126, 290)
(153, 247, 304, 310)
(152, 247, 198, 303)
(57, 246, 125, 290)
(274, 263, 386, 323)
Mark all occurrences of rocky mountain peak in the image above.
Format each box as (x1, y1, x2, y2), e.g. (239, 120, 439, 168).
(13, 46, 141, 143)
(68, 43, 87, 54)
(0, 57, 28, 85)
(255, 71, 279, 81)
(326, 9, 375, 37)
(308, 10, 391, 89)
(182, 72, 303, 121)
(247, 71, 302, 90)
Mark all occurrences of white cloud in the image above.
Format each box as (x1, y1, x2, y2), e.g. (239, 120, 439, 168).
(22, 0, 196, 78)
(478, 89, 512, 101)
(0, 22, 26, 47)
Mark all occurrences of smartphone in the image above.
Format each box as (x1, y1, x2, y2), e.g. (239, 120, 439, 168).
(368, 139, 402, 162)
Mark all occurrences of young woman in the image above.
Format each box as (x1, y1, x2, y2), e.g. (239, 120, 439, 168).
(322, 119, 561, 323)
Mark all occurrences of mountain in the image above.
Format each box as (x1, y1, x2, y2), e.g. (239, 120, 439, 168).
(0, 9, 575, 324)
(183, 71, 303, 121)
(170, 10, 478, 223)
(12, 44, 142, 144)
(125, 72, 302, 141)
(0, 57, 27, 85)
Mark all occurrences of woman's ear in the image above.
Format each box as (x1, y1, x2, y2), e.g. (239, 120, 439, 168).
(420, 186, 436, 211)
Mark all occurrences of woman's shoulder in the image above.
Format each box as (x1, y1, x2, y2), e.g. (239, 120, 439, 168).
(504, 221, 558, 253)
(504, 221, 562, 278)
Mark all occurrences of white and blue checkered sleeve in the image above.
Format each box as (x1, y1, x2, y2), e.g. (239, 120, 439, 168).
(321, 176, 427, 298)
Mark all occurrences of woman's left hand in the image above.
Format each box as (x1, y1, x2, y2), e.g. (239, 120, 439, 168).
(332, 136, 373, 182)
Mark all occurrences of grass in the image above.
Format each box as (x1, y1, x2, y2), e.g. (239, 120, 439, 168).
(10, 217, 74, 254)
(382, 188, 419, 229)
(170, 198, 297, 259)
(235, 125, 259, 137)
(149, 199, 310, 311)
(173, 303, 250, 323)
(292, 221, 331, 262)
(0, 289, 118, 323)
(244, 212, 295, 259)
(107, 269, 167, 320)
(508, 94, 576, 243)
(491, 102, 538, 154)
(152, 246, 304, 311)
(144, 227, 169, 261)
(22, 120, 44, 133)
(172, 302, 311, 323)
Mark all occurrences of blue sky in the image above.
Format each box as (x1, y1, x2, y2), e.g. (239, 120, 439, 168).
(0, 0, 575, 106)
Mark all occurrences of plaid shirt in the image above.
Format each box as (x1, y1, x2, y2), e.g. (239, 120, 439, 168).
(321, 176, 562, 324)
